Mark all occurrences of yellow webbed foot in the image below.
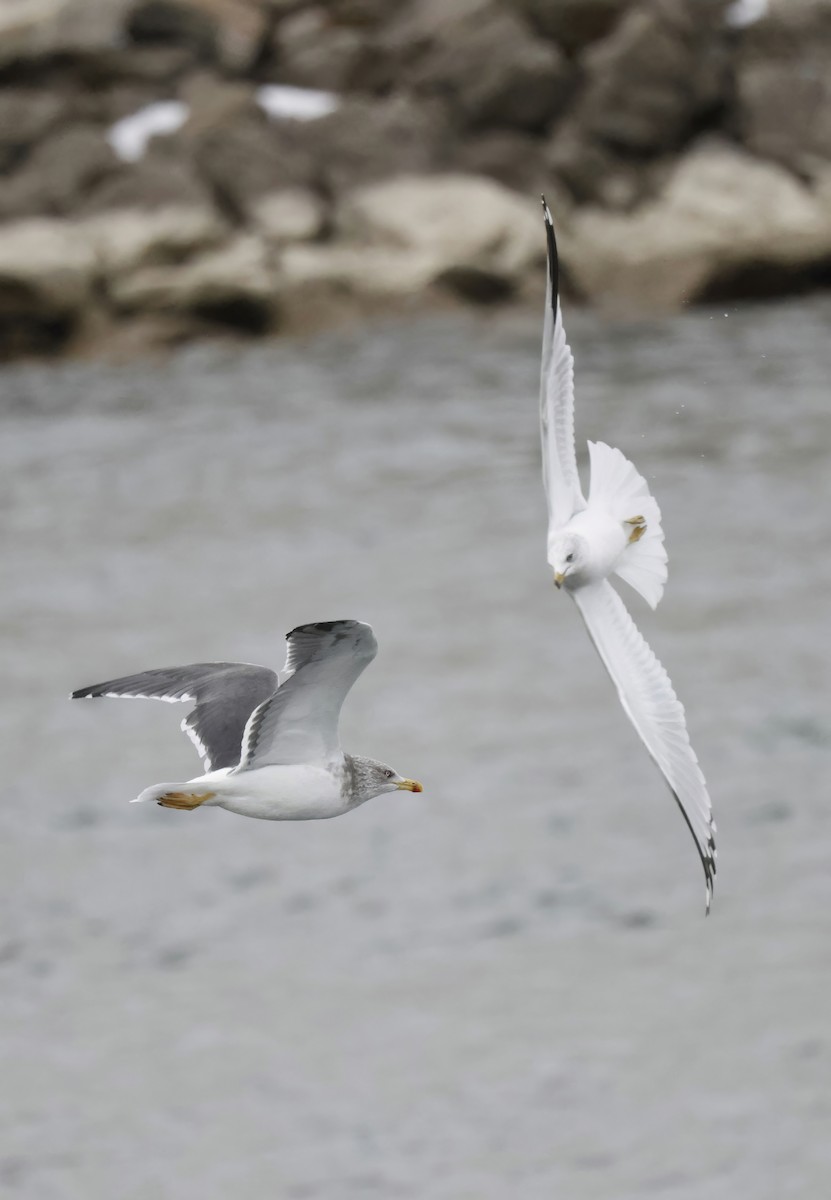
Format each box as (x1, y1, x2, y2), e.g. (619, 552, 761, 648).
(157, 790, 215, 810)
(625, 516, 647, 544)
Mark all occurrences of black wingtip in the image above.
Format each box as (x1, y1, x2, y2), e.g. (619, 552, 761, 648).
(540, 194, 559, 318)
(666, 782, 716, 917)
(287, 619, 355, 639)
(705, 827, 717, 916)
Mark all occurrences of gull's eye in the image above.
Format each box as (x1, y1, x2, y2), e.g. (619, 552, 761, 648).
(384, 769, 394, 779)
(565, 552, 574, 563)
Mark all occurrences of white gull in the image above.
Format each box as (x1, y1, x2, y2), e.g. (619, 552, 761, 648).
(538, 199, 717, 912)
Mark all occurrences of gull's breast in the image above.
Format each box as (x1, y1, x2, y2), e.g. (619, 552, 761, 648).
(214, 761, 349, 821)
(569, 507, 628, 582)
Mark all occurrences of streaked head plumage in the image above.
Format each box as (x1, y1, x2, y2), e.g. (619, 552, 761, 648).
(347, 755, 423, 805)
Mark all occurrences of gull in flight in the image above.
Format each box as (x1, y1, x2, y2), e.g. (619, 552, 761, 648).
(72, 620, 422, 819)
(539, 199, 716, 911)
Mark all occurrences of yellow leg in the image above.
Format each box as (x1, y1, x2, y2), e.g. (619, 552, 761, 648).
(157, 790, 215, 810)
(625, 516, 647, 544)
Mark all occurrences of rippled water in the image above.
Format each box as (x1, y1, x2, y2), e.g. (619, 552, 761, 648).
(2, 296, 830, 1199)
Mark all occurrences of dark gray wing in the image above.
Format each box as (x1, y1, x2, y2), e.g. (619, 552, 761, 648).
(71, 663, 278, 771)
(239, 621, 377, 770)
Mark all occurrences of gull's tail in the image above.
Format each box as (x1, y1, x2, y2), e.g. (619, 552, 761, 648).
(587, 440, 668, 609)
(132, 782, 217, 810)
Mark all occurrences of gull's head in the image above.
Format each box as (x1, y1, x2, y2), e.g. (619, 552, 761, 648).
(549, 532, 587, 589)
(350, 756, 423, 805)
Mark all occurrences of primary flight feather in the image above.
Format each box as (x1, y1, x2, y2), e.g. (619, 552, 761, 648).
(539, 199, 716, 912)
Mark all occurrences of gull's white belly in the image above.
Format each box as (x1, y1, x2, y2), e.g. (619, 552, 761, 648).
(200, 763, 347, 821)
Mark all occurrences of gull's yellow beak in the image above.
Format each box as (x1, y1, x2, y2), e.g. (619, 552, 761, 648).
(554, 572, 565, 588)
(396, 778, 423, 793)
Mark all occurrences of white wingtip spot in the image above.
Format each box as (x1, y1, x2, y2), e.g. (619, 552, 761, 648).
(102, 691, 191, 703)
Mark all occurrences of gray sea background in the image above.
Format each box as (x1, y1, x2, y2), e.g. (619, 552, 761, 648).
(2, 294, 830, 1198)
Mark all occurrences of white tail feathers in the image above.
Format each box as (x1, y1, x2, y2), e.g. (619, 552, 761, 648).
(587, 441, 668, 609)
(131, 783, 174, 804)
(614, 536, 668, 610)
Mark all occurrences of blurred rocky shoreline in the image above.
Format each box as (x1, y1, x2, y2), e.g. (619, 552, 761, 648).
(1, 0, 830, 360)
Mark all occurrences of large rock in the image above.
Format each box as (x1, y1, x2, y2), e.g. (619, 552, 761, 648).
(295, 95, 450, 196)
(252, 188, 326, 246)
(264, 0, 414, 95)
(84, 204, 228, 276)
(405, 6, 572, 132)
(737, 64, 831, 176)
(0, 217, 97, 357)
(456, 129, 549, 193)
(0, 0, 220, 94)
(0, 0, 130, 67)
(734, 0, 831, 176)
(79, 142, 216, 213)
(0, 123, 119, 219)
(548, 0, 732, 203)
(0, 89, 65, 172)
(271, 7, 368, 92)
(126, 0, 267, 71)
(285, 0, 487, 94)
(193, 0, 270, 72)
(109, 232, 276, 330)
(157, 78, 319, 218)
(189, 116, 317, 218)
(378, 0, 505, 51)
(545, 129, 653, 209)
(318, 0, 411, 25)
(519, 0, 631, 53)
(340, 173, 540, 274)
(562, 140, 831, 310)
(373, 0, 571, 132)
(282, 174, 542, 304)
(126, 1, 219, 62)
(581, 0, 731, 151)
(280, 243, 440, 300)
(0, 219, 96, 311)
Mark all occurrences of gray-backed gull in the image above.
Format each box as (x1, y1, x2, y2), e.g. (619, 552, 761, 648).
(73, 620, 422, 819)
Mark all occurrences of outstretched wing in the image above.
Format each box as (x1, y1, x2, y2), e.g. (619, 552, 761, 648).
(239, 620, 378, 770)
(540, 197, 586, 532)
(571, 581, 716, 912)
(72, 663, 277, 771)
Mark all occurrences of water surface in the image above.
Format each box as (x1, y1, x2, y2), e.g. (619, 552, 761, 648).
(2, 296, 830, 1199)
